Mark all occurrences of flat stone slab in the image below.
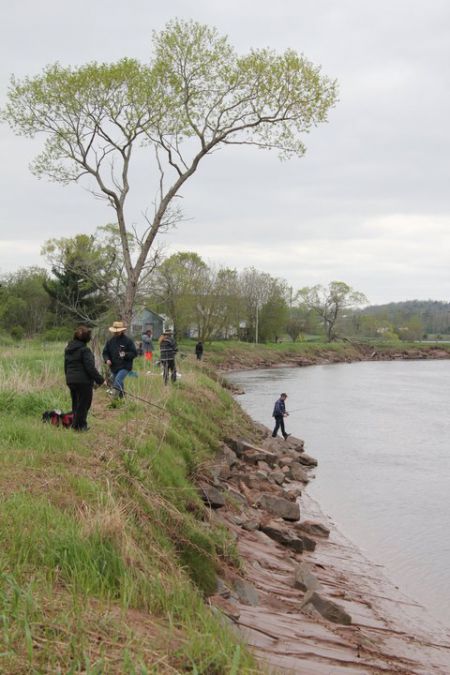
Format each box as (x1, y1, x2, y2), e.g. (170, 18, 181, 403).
(257, 493, 300, 521)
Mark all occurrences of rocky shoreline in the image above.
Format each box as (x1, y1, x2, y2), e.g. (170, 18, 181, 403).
(199, 421, 450, 673)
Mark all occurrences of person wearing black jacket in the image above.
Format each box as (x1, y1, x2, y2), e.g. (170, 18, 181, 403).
(102, 321, 138, 397)
(195, 340, 204, 360)
(64, 325, 105, 431)
(271, 392, 290, 440)
(159, 329, 178, 382)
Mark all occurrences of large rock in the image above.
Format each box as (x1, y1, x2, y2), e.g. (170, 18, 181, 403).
(225, 485, 248, 507)
(260, 519, 304, 553)
(298, 534, 316, 551)
(241, 446, 278, 466)
(226, 438, 277, 463)
(307, 592, 352, 625)
(257, 493, 300, 521)
(232, 578, 260, 606)
(293, 562, 321, 593)
(270, 469, 286, 486)
(278, 455, 297, 468)
(296, 452, 318, 467)
(296, 520, 330, 539)
(198, 484, 225, 508)
(284, 437, 305, 453)
(288, 462, 310, 483)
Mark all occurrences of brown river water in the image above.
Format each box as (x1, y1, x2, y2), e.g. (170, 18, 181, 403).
(227, 359, 450, 628)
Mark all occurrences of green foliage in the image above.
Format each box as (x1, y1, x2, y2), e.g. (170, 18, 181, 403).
(42, 326, 73, 342)
(42, 233, 116, 323)
(0, 267, 52, 337)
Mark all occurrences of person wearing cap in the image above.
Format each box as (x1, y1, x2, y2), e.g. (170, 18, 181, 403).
(272, 393, 291, 440)
(159, 328, 178, 382)
(102, 321, 138, 397)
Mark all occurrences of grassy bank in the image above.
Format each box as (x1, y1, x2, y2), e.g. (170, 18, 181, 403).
(196, 338, 450, 370)
(0, 343, 258, 673)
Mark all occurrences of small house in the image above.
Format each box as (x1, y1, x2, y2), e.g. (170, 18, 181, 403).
(131, 309, 166, 340)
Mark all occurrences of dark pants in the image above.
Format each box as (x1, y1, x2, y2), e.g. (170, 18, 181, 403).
(68, 383, 93, 430)
(272, 415, 287, 438)
(164, 359, 177, 381)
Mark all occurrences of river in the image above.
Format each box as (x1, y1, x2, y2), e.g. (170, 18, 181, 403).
(227, 359, 450, 627)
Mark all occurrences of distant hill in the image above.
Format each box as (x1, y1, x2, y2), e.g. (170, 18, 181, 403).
(360, 300, 450, 335)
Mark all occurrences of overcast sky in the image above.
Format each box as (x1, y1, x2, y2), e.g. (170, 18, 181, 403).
(1, 0, 449, 305)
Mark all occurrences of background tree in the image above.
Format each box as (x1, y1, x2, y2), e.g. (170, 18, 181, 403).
(285, 305, 317, 342)
(2, 19, 337, 323)
(150, 252, 209, 337)
(299, 281, 368, 342)
(258, 280, 290, 342)
(42, 233, 116, 323)
(42, 226, 162, 323)
(395, 315, 424, 341)
(238, 268, 273, 342)
(0, 267, 52, 337)
(191, 266, 239, 341)
(237, 268, 291, 342)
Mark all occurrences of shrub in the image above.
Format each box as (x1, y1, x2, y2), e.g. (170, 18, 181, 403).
(42, 326, 72, 342)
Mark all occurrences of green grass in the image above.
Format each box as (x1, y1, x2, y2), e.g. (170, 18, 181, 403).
(0, 343, 259, 673)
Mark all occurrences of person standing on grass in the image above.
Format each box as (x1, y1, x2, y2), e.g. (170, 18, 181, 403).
(102, 321, 137, 397)
(64, 325, 105, 431)
(272, 392, 291, 440)
(195, 340, 204, 361)
(159, 329, 178, 382)
(142, 328, 154, 367)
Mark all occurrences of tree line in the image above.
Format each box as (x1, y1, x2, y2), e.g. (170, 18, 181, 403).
(2, 230, 437, 344)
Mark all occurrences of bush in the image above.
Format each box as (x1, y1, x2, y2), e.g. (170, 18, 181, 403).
(42, 326, 72, 342)
(10, 326, 24, 341)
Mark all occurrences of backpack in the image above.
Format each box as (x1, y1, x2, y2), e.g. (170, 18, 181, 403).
(42, 410, 74, 428)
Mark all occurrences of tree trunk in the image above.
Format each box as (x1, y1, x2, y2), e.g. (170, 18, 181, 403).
(122, 275, 137, 326)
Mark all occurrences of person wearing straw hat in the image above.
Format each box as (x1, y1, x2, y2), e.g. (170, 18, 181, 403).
(102, 321, 137, 397)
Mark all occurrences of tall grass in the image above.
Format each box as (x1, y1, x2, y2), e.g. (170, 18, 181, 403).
(0, 343, 258, 672)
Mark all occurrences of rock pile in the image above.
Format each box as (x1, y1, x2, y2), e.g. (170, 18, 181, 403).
(198, 427, 351, 627)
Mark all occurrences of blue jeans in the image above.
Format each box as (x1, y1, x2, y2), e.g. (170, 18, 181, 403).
(112, 368, 129, 396)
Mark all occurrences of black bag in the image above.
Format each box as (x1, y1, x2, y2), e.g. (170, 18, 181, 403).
(42, 410, 74, 428)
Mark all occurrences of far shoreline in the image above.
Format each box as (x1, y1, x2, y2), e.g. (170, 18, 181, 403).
(210, 340, 450, 374)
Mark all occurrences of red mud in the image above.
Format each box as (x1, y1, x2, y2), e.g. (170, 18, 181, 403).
(217, 487, 450, 673)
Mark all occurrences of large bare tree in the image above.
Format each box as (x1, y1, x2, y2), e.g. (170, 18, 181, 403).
(299, 281, 368, 341)
(2, 19, 337, 323)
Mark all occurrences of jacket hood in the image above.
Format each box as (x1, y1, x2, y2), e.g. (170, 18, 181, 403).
(65, 339, 86, 354)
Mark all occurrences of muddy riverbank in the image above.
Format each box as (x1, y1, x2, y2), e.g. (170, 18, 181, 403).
(211, 342, 450, 374)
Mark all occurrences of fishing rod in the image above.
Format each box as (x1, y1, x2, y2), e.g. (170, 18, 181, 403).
(118, 388, 168, 412)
